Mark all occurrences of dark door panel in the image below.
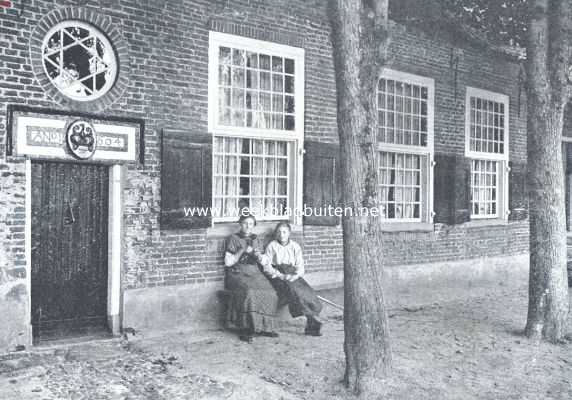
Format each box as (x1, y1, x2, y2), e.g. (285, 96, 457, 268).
(31, 161, 109, 340)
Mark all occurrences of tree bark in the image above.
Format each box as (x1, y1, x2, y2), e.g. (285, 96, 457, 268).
(328, 0, 392, 395)
(525, 0, 571, 342)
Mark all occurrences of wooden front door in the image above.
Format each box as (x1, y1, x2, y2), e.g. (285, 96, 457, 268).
(31, 161, 109, 340)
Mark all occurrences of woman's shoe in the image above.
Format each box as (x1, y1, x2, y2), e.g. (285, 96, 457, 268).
(259, 331, 279, 338)
(239, 334, 254, 343)
(305, 316, 323, 336)
(304, 327, 322, 336)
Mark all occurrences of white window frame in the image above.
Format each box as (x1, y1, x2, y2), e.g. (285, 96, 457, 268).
(212, 137, 295, 223)
(208, 32, 305, 225)
(465, 87, 510, 220)
(465, 87, 509, 161)
(377, 68, 435, 224)
(469, 159, 502, 219)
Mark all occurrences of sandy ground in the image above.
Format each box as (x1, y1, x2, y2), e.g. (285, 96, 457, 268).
(1, 285, 572, 400)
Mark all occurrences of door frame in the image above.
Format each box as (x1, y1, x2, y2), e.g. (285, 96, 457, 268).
(25, 159, 124, 342)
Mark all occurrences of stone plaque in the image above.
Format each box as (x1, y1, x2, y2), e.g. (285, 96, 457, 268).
(8, 106, 144, 164)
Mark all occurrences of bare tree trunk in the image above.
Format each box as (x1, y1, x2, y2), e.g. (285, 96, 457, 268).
(328, 0, 392, 395)
(525, 0, 570, 342)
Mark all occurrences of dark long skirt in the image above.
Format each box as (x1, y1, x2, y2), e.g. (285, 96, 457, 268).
(270, 264, 323, 318)
(224, 263, 278, 333)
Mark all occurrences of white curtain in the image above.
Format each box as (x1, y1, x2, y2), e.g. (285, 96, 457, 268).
(251, 140, 264, 214)
(223, 138, 240, 216)
(214, 137, 225, 212)
(214, 137, 289, 218)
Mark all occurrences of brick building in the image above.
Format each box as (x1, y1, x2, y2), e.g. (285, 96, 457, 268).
(0, 0, 533, 352)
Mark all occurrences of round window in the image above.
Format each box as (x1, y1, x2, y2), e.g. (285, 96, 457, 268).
(42, 21, 118, 102)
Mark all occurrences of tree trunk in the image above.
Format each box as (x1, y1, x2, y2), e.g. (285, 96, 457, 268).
(524, 0, 570, 342)
(328, 0, 392, 395)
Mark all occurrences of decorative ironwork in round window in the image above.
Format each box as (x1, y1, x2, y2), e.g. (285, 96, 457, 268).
(42, 21, 117, 101)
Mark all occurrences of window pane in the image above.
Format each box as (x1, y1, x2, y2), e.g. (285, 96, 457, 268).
(213, 137, 291, 219)
(272, 56, 283, 72)
(378, 151, 424, 221)
(260, 71, 271, 90)
(246, 70, 258, 89)
(468, 95, 507, 155)
(232, 89, 244, 109)
(272, 94, 284, 114)
(246, 90, 257, 112)
(219, 65, 231, 86)
(285, 115, 295, 131)
(272, 74, 283, 92)
(217, 46, 297, 131)
(377, 77, 430, 147)
(276, 141, 287, 156)
(272, 114, 283, 130)
(220, 108, 231, 125)
(260, 93, 271, 112)
(246, 51, 258, 68)
(285, 95, 295, 114)
(277, 179, 288, 196)
(232, 68, 245, 88)
(285, 75, 295, 93)
(277, 158, 287, 176)
(285, 58, 295, 74)
(232, 49, 245, 66)
(260, 54, 271, 70)
(219, 88, 231, 108)
(220, 47, 231, 63)
(470, 159, 499, 218)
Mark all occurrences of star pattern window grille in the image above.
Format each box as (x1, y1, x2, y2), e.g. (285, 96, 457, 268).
(42, 21, 117, 101)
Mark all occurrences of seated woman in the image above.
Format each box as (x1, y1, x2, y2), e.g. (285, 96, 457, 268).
(263, 222, 324, 336)
(224, 214, 279, 343)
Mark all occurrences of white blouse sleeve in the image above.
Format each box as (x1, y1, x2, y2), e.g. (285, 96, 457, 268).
(224, 251, 239, 267)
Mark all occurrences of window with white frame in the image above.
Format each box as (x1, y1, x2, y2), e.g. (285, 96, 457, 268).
(470, 159, 499, 217)
(376, 69, 434, 222)
(213, 137, 290, 219)
(209, 32, 304, 222)
(465, 87, 509, 219)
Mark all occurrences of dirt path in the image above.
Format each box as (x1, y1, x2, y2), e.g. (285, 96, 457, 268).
(1, 286, 572, 399)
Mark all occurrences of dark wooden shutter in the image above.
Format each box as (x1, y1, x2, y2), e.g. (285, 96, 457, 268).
(160, 129, 212, 229)
(508, 161, 528, 221)
(303, 141, 341, 226)
(433, 154, 470, 224)
(433, 154, 454, 224)
(453, 156, 471, 224)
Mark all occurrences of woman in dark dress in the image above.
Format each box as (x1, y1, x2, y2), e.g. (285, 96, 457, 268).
(263, 222, 324, 336)
(224, 214, 279, 342)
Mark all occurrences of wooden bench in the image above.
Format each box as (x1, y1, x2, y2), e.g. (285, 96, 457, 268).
(216, 289, 292, 327)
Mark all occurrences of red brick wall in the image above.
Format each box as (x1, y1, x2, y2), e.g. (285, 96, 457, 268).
(0, 0, 528, 296)
(382, 222, 529, 266)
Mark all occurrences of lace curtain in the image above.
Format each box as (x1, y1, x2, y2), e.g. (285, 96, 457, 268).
(214, 137, 288, 218)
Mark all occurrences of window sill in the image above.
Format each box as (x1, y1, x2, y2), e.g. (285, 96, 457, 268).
(462, 219, 508, 228)
(379, 222, 434, 233)
(207, 221, 302, 239)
